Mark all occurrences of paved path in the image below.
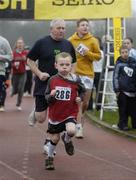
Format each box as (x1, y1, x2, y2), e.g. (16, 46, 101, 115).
(0, 95, 136, 180)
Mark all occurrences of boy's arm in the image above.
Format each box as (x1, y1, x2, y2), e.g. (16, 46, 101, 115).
(45, 78, 56, 104)
(113, 63, 120, 93)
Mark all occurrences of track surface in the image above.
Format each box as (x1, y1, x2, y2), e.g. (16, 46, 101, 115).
(0, 95, 136, 180)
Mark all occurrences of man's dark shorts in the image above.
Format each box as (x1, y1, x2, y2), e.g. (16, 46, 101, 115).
(35, 95, 48, 112)
(47, 118, 76, 134)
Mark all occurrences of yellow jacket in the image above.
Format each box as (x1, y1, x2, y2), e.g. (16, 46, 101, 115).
(69, 32, 101, 78)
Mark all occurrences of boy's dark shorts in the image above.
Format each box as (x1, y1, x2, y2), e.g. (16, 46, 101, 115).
(47, 118, 76, 134)
(35, 95, 48, 112)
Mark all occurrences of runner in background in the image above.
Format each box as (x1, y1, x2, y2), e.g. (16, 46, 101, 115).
(24, 46, 33, 97)
(11, 37, 28, 111)
(0, 35, 13, 112)
(27, 18, 76, 154)
(69, 18, 101, 138)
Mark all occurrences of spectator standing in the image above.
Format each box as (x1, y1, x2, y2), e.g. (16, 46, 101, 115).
(11, 37, 28, 111)
(27, 18, 76, 153)
(113, 45, 136, 130)
(69, 18, 101, 138)
(0, 35, 13, 112)
(123, 37, 136, 60)
(45, 52, 85, 170)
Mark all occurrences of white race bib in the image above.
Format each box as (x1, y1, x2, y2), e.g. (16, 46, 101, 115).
(75, 43, 89, 56)
(55, 86, 71, 101)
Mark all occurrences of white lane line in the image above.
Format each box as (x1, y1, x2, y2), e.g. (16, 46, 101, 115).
(0, 160, 35, 180)
(76, 148, 136, 174)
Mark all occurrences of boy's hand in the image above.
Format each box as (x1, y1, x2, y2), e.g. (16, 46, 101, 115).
(76, 97, 81, 103)
(50, 89, 56, 96)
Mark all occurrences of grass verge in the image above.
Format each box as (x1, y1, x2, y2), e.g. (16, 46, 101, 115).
(87, 110, 136, 136)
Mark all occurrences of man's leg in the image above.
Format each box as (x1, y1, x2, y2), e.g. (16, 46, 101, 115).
(28, 95, 48, 126)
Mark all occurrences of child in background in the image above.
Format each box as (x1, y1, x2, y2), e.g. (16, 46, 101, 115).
(123, 37, 136, 60)
(113, 45, 136, 131)
(44, 52, 85, 170)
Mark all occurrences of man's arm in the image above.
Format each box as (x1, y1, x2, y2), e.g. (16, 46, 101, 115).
(27, 58, 50, 81)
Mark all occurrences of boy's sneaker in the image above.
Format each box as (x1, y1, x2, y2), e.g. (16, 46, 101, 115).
(75, 124, 83, 138)
(28, 110, 37, 126)
(61, 133, 74, 156)
(45, 157, 55, 170)
(122, 126, 130, 131)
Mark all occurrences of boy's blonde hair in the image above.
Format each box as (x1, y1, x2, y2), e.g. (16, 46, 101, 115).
(55, 52, 72, 62)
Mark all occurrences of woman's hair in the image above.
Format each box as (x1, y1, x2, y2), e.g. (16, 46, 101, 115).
(13, 37, 24, 50)
(124, 37, 133, 44)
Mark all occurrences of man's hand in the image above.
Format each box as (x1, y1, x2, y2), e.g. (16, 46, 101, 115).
(39, 72, 50, 81)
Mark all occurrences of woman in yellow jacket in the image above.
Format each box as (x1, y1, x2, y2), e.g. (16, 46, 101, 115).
(69, 18, 101, 138)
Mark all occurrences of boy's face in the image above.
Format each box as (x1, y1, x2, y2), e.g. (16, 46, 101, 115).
(120, 49, 129, 60)
(55, 57, 72, 76)
(77, 21, 89, 36)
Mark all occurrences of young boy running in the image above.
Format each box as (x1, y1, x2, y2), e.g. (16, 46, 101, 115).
(44, 52, 85, 170)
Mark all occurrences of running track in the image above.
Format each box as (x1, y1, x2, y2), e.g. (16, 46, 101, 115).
(0, 95, 136, 180)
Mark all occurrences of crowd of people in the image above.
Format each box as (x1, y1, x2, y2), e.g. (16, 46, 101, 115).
(1, 17, 136, 170)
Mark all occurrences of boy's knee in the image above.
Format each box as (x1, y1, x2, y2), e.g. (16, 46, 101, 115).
(67, 128, 76, 137)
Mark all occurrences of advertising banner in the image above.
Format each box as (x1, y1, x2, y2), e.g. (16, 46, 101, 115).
(113, 18, 123, 62)
(0, 0, 132, 20)
(35, 0, 132, 20)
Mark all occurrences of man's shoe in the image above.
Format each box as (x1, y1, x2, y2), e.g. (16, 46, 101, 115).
(16, 106, 22, 111)
(61, 133, 74, 156)
(0, 106, 5, 112)
(28, 110, 37, 126)
(45, 157, 55, 170)
(75, 124, 83, 138)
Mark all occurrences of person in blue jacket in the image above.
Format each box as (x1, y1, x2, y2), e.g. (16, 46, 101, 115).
(113, 45, 136, 130)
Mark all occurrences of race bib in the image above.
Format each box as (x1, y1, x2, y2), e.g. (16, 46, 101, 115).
(75, 43, 89, 56)
(55, 86, 71, 101)
(14, 61, 20, 69)
(124, 67, 133, 77)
